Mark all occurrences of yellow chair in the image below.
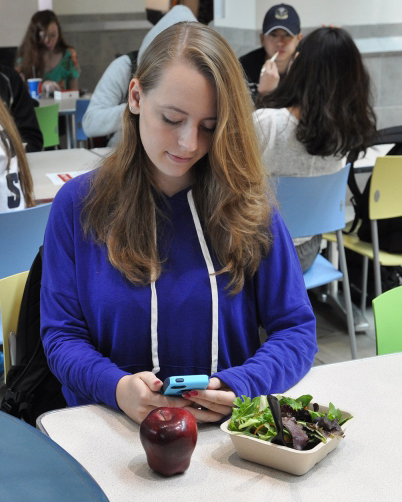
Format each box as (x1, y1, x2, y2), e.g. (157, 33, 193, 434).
(34, 103, 60, 149)
(372, 285, 402, 355)
(0, 271, 29, 381)
(324, 156, 402, 315)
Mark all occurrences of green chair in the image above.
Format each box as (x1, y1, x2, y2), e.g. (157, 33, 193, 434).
(372, 285, 402, 355)
(34, 103, 60, 149)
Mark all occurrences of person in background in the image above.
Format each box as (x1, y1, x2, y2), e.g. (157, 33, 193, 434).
(41, 22, 317, 425)
(82, 5, 197, 147)
(0, 98, 34, 212)
(254, 27, 376, 272)
(0, 64, 43, 152)
(239, 3, 302, 99)
(16, 10, 80, 93)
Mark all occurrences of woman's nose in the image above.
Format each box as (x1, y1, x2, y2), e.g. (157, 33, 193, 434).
(178, 126, 198, 152)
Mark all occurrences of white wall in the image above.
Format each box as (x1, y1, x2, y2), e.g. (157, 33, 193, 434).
(0, 0, 38, 46)
(52, 0, 145, 15)
(214, 0, 256, 30)
(215, 0, 402, 30)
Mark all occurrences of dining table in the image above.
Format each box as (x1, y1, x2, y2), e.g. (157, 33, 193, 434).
(36, 353, 402, 502)
(39, 94, 92, 149)
(26, 148, 101, 203)
(89, 146, 113, 157)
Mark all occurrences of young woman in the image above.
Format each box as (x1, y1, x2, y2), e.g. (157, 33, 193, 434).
(254, 27, 377, 272)
(16, 10, 80, 93)
(0, 99, 34, 212)
(40, 22, 317, 425)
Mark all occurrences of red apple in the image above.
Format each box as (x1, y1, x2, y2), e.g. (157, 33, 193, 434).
(140, 407, 198, 476)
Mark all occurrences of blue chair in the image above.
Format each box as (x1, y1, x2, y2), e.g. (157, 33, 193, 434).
(75, 99, 92, 148)
(0, 203, 52, 280)
(273, 165, 358, 359)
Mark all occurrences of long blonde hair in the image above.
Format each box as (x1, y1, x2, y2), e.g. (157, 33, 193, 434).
(0, 99, 34, 207)
(83, 22, 274, 294)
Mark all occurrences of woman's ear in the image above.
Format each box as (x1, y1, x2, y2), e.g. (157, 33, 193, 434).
(129, 78, 142, 115)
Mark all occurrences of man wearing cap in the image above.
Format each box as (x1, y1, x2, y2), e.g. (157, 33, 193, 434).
(239, 3, 302, 98)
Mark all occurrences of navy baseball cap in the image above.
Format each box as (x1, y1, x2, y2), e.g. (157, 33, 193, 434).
(262, 4, 301, 36)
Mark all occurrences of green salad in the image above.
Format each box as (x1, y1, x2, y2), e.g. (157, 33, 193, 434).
(228, 394, 352, 451)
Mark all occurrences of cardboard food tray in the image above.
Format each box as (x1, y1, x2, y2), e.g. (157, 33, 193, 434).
(54, 90, 79, 100)
(220, 403, 353, 476)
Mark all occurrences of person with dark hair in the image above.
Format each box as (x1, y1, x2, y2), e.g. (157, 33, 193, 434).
(0, 64, 43, 152)
(16, 9, 80, 93)
(254, 27, 377, 272)
(239, 4, 302, 98)
(40, 22, 317, 425)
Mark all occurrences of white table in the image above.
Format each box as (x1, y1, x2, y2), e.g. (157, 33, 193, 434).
(27, 149, 101, 202)
(90, 147, 113, 157)
(39, 94, 92, 149)
(342, 143, 395, 172)
(37, 354, 402, 502)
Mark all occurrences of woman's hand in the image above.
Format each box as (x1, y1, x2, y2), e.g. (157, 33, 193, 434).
(115, 371, 192, 424)
(181, 377, 236, 422)
(42, 80, 60, 95)
(258, 61, 280, 95)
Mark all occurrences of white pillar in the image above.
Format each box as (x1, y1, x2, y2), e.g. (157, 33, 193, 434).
(38, 0, 53, 10)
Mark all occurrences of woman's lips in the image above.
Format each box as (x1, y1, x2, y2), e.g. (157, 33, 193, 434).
(167, 152, 193, 164)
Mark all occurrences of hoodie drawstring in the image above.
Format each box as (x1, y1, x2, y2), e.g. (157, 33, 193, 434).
(149, 189, 219, 375)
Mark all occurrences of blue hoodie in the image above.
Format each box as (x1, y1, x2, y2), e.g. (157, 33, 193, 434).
(40, 172, 317, 409)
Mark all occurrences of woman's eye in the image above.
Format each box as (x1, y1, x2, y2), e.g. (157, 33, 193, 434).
(202, 125, 215, 133)
(162, 115, 180, 125)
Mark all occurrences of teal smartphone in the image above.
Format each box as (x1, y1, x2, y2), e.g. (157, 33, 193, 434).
(161, 375, 209, 396)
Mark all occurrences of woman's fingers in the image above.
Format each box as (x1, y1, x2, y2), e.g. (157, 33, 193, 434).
(183, 406, 225, 423)
(159, 394, 193, 408)
(182, 380, 236, 420)
(207, 376, 227, 390)
(116, 372, 192, 424)
(138, 371, 163, 391)
(183, 392, 233, 416)
(137, 372, 192, 408)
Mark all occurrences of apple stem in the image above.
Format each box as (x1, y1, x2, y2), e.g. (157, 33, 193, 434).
(158, 409, 167, 421)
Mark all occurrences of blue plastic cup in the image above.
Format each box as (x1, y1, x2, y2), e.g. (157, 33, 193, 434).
(27, 78, 42, 99)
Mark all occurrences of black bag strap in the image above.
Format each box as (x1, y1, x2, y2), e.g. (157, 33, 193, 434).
(346, 126, 402, 234)
(15, 246, 43, 365)
(126, 50, 138, 76)
(345, 151, 362, 234)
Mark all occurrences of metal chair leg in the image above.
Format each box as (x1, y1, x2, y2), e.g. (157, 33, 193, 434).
(337, 230, 358, 359)
(360, 256, 369, 316)
(371, 220, 382, 298)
